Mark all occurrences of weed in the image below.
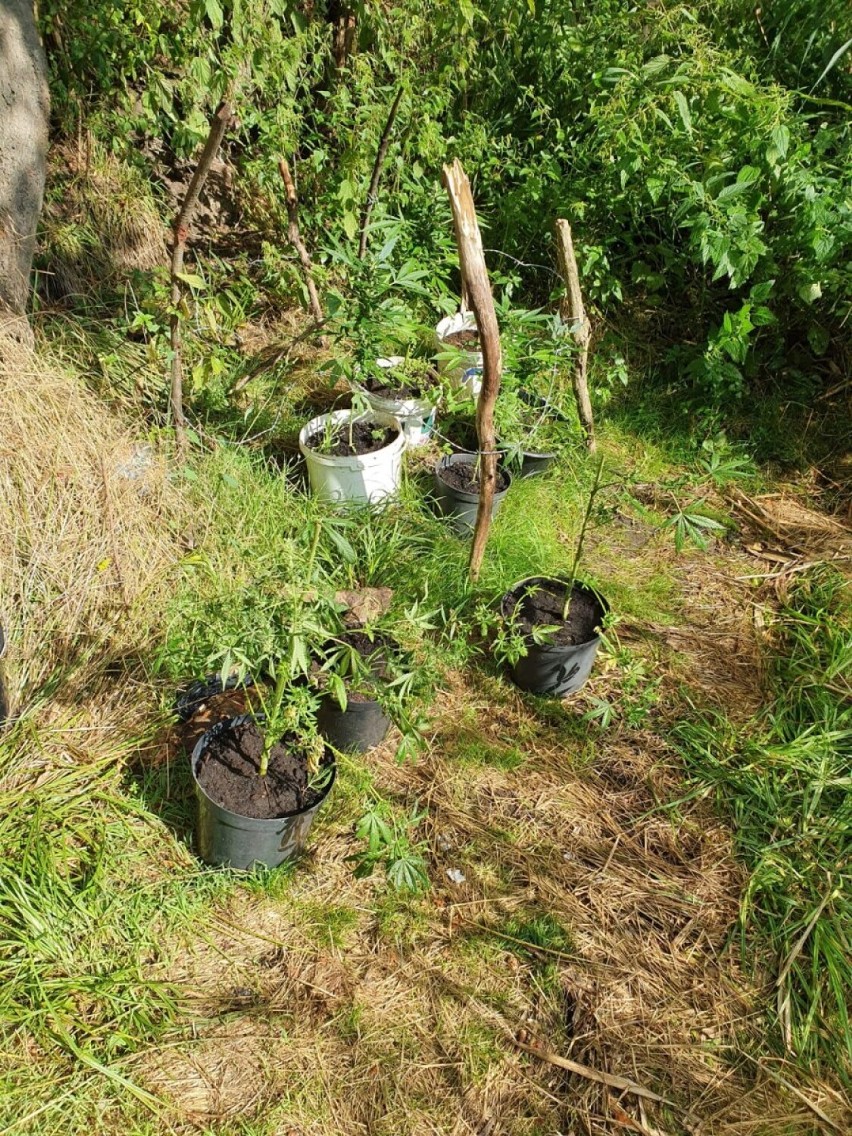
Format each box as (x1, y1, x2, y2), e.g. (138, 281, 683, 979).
(350, 800, 430, 893)
(673, 567, 852, 1074)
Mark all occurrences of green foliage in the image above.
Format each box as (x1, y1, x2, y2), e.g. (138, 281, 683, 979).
(350, 800, 430, 893)
(674, 567, 852, 1075)
(40, 0, 851, 422)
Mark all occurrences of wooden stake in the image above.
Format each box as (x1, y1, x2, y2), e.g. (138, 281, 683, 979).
(442, 159, 502, 582)
(278, 158, 324, 324)
(554, 219, 596, 453)
(170, 101, 234, 454)
(358, 86, 403, 259)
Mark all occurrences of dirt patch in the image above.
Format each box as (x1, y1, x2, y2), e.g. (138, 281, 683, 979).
(307, 418, 398, 457)
(504, 578, 604, 647)
(195, 718, 327, 818)
(437, 459, 510, 494)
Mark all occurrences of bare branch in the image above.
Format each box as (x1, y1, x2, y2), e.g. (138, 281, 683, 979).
(442, 159, 502, 582)
(170, 101, 234, 454)
(554, 218, 596, 453)
(358, 86, 404, 259)
(278, 158, 324, 325)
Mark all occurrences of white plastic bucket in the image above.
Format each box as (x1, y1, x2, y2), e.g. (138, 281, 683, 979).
(299, 410, 405, 504)
(435, 312, 483, 398)
(359, 357, 437, 448)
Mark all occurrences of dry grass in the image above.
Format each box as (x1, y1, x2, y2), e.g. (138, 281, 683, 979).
(0, 333, 179, 711)
(136, 663, 849, 1135)
(39, 137, 167, 302)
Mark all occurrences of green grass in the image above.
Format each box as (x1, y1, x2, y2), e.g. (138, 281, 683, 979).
(673, 567, 852, 1079)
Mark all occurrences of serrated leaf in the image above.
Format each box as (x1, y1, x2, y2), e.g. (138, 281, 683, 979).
(770, 125, 790, 160)
(387, 854, 428, 893)
(750, 280, 775, 302)
(342, 211, 358, 240)
(807, 324, 830, 356)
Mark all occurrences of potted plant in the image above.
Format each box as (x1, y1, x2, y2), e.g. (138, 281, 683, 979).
(299, 405, 406, 504)
(187, 522, 341, 869)
(495, 386, 571, 478)
(191, 679, 335, 870)
(357, 354, 440, 448)
(495, 457, 610, 696)
(495, 307, 576, 477)
(433, 451, 512, 534)
(435, 310, 483, 398)
(315, 627, 419, 755)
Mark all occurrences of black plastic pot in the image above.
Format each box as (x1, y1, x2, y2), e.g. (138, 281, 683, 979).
(191, 714, 336, 870)
(499, 445, 557, 478)
(433, 453, 512, 534)
(501, 577, 608, 697)
(317, 694, 390, 753)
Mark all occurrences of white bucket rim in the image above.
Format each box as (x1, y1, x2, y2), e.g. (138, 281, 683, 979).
(298, 409, 406, 469)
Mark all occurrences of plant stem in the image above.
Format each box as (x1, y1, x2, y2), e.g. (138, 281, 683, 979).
(259, 663, 289, 777)
(563, 453, 605, 620)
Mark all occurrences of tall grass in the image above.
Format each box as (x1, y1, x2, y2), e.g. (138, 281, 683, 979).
(674, 567, 851, 1077)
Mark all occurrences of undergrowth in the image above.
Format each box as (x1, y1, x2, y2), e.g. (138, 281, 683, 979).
(675, 567, 852, 1078)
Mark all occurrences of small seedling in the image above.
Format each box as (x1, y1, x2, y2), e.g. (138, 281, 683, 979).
(349, 800, 430, 892)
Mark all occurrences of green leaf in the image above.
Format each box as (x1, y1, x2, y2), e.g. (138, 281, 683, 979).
(356, 810, 393, 853)
(342, 211, 358, 240)
(204, 0, 224, 30)
(770, 125, 790, 160)
(798, 282, 822, 304)
(673, 91, 692, 133)
(387, 854, 429, 893)
(807, 325, 830, 356)
(176, 272, 206, 289)
(750, 280, 775, 302)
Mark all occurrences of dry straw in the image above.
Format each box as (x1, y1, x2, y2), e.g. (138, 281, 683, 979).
(0, 333, 179, 714)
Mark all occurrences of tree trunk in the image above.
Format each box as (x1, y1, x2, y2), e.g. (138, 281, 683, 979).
(0, 1, 49, 327)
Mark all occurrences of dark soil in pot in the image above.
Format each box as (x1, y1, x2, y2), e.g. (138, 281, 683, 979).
(437, 459, 510, 494)
(505, 578, 602, 647)
(364, 373, 437, 401)
(308, 419, 398, 457)
(500, 577, 608, 697)
(195, 717, 331, 820)
(443, 328, 480, 349)
(329, 630, 391, 698)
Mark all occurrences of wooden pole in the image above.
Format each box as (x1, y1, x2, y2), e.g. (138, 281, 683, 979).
(358, 86, 403, 259)
(442, 159, 502, 582)
(554, 219, 596, 453)
(278, 158, 324, 324)
(170, 101, 234, 454)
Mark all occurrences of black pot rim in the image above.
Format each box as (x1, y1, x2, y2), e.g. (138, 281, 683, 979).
(434, 453, 512, 500)
(499, 442, 557, 461)
(500, 575, 609, 648)
(191, 713, 336, 825)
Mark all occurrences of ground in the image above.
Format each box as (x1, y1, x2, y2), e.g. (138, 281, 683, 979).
(0, 333, 849, 1136)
